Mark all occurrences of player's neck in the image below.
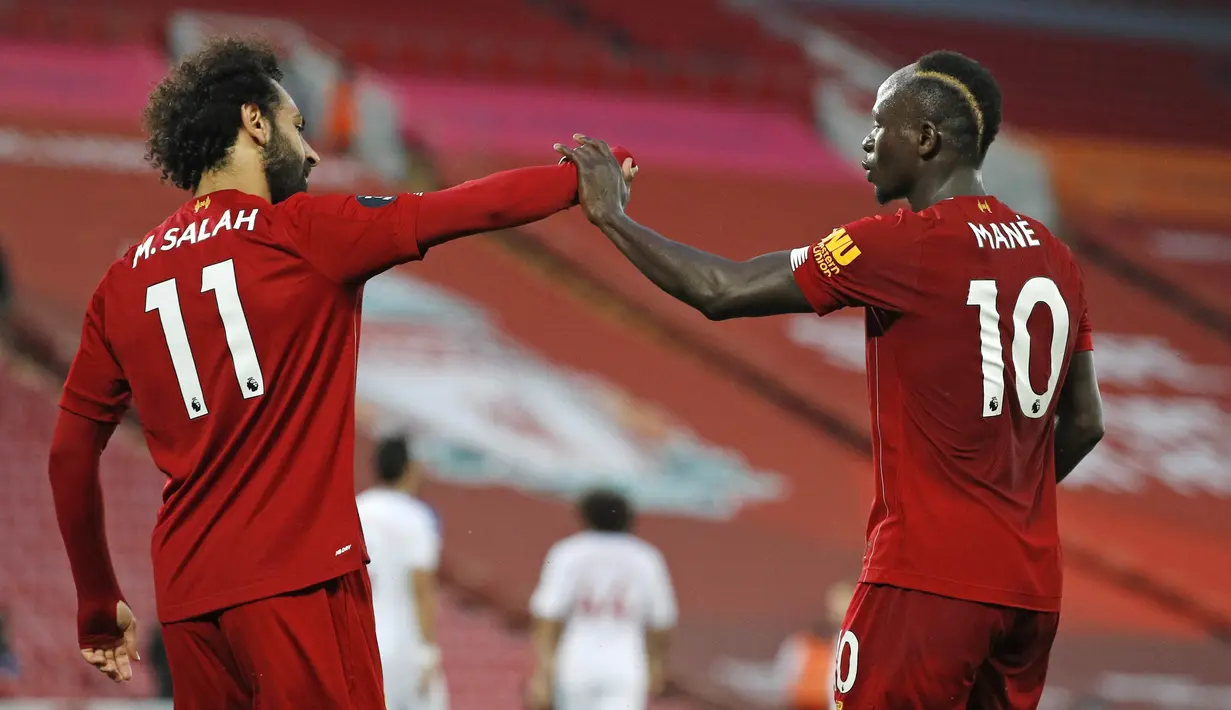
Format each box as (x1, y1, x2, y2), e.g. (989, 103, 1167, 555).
(908, 168, 986, 212)
(195, 169, 272, 203)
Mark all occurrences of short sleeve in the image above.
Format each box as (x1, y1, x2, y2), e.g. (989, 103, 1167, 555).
(789, 211, 924, 316)
(1075, 307, 1094, 352)
(645, 549, 677, 629)
(278, 193, 424, 283)
(60, 282, 130, 423)
(1070, 261, 1093, 352)
(529, 544, 573, 620)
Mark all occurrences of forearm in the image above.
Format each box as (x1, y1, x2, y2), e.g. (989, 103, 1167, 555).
(413, 571, 438, 647)
(416, 164, 577, 249)
(1054, 420, 1103, 484)
(592, 213, 742, 318)
(647, 627, 671, 668)
(416, 147, 631, 250)
(531, 618, 562, 679)
(48, 409, 125, 646)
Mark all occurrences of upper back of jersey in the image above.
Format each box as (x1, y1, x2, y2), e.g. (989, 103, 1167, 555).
(60, 189, 427, 621)
(790, 195, 1092, 611)
(531, 531, 676, 631)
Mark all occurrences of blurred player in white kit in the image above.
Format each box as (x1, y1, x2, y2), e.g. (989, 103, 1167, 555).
(527, 490, 677, 710)
(357, 436, 448, 710)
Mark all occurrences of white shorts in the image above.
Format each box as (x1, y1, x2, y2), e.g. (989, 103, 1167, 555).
(384, 668, 448, 710)
(557, 682, 647, 710)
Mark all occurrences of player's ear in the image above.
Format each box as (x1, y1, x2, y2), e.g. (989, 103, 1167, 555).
(918, 120, 941, 160)
(239, 103, 270, 147)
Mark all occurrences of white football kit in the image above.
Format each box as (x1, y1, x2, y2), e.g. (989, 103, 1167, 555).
(357, 488, 448, 710)
(530, 531, 678, 710)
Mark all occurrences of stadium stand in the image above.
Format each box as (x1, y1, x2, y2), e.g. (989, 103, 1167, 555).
(799, 6, 1231, 148)
(0, 0, 813, 111)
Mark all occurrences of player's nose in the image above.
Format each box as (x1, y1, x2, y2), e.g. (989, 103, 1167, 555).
(304, 141, 321, 168)
(861, 133, 874, 154)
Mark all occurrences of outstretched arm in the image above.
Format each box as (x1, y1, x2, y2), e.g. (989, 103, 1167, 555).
(557, 135, 813, 320)
(588, 213, 814, 320)
(288, 144, 633, 283)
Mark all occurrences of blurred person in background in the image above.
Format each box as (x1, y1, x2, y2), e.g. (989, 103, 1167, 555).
(712, 580, 855, 710)
(47, 34, 634, 709)
(777, 581, 855, 710)
(357, 435, 447, 710)
(527, 489, 677, 710)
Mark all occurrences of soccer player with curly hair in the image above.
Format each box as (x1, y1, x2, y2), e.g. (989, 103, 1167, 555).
(48, 36, 631, 709)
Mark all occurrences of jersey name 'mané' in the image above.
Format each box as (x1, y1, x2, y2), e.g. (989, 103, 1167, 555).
(968, 219, 1040, 250)
(132, 209, 259, 268)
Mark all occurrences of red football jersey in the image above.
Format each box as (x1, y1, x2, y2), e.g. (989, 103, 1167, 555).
(791, 196, 1093, 612)
(60, 189, 429, 622)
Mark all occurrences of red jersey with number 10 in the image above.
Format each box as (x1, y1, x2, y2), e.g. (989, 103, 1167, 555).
(60, 189, 431, 623)
(791, 196, 1093, 612)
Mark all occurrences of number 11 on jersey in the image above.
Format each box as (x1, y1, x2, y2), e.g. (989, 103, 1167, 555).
(145, 259, 265, 419)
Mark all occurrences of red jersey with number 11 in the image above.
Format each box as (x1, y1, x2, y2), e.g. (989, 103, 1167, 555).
(60, 189, 433, 623)
(791, 196, 1093, 612)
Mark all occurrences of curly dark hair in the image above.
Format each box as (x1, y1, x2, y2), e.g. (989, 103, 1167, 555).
(578, 488, 634, 533)
(143, 37, 284, 191)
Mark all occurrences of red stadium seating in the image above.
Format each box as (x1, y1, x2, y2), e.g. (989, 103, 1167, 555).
(0, 0, 812, 112)
(802, 7, 1231, 148)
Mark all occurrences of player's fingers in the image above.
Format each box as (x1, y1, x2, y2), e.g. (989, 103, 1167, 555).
(100, 647, 118, 675)
(124, 624, 141, 662)
(576, 134, 614, 159)
(114, 645, 132, 681)
(81, 648, 106, 667)
(622, 158, 638, 182)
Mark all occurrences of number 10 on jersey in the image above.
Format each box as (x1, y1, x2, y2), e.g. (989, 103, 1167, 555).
(966, 277, 1069, 420)
(146, 259, 265, 419)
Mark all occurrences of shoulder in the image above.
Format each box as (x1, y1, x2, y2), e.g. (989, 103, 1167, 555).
(355, 488, 388, 518)
(545, 533, 589, 561)
(833, 209, 928, 257)
(845, 208, 923, 234)
(402, 498, 440, 534)
(630, 537, 668, 567)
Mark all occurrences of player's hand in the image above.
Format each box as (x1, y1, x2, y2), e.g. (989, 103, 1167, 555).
(80, 600, 140, 682)
(525, 670, 553, 710)
(649, 659, 667, 696)
(554, 134, 637, 225)
(417, 657, 439, 697)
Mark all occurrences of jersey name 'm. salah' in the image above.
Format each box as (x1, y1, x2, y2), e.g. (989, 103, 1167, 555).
(132, 207, 260, 267)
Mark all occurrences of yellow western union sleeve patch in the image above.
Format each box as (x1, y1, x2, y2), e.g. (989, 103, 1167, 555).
(813, 228, 861, 277)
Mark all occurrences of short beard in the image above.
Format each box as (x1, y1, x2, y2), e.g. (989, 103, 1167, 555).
(262, 124, 308, 204)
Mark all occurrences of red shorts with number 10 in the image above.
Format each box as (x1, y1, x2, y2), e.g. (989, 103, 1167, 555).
(833, 583, 1059, 710)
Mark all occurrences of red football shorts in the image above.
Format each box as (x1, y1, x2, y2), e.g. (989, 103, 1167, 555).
(834, 583, 1059, 710)
(160, 569, 384, 710)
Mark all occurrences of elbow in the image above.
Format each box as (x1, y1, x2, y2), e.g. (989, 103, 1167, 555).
(698, 300, 732, 321)
(1070, 410, 1105, 449)
(1081, 420, 1106, 449)
(695, 284, 739, 321)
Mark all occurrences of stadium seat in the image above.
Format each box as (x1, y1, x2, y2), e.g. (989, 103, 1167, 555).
(803, 7, 1231, 148)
